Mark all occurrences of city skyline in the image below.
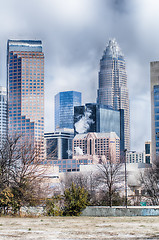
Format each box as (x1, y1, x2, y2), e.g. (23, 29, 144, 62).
(0, 0, 158, 152)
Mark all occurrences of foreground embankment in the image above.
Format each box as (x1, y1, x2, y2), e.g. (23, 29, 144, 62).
(0, 216, 159, 239)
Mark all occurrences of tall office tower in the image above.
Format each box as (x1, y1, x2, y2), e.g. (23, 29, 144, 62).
(97, 39, 130, 150)
(55, 91, 81, 131)
(0, 86, 7, 147)
(150, 61, 159, 162)
(7, 40, 44, 160)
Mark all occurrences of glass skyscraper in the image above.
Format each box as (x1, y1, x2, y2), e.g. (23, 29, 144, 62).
(97, 39, 130, 151)
(7, 40, 44, 160)
(55, 91, 81, 131)
(150, 61, 159, 162)
(0, 86, 7, 147)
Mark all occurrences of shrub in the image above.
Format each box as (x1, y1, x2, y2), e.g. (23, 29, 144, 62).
(45, 195, 62, 216)
(63, 183, 88, 216)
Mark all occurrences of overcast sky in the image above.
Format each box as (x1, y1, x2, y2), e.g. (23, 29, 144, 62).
(0, 0, 159, 151)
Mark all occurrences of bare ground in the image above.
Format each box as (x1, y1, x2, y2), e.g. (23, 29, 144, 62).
(0, 216, 158, 239)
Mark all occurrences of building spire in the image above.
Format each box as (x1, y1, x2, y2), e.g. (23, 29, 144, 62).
(103, 38, 124, 59)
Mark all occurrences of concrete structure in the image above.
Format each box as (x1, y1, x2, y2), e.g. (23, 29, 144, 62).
(55, 91, 81, 131)
(73, 132, 120, 163)
(150, 61, 159, 162)
(97, 39, 130, 150)
(0, 86, 7, 147)
(82, 206, 159, 217)
(74, 103, 124, 152)
(7, 40, 44, 160)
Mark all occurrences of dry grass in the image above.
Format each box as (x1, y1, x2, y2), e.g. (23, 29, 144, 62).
(0, 216, 158, 239)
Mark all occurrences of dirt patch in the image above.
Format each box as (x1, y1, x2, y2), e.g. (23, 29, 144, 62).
(0, 216, 158, 239)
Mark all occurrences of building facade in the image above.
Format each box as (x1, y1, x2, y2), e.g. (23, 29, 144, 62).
(48, 158, 80, 173)
(44, 131, 74, 160)
(150, 61, 159, 162)
(145, 141, 151, 164)
(74, 103, 124, 153)
(97, 39, 130, 150)
(55, 91, 81, 131)
(0, 86, 7, 147)
(73, 132, 120, 163)
(7, 40, 44, 159)
(126, 151, 145, 164)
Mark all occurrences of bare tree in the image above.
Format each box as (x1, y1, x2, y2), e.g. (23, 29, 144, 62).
(61, 172, 88, 191)
(0, 134, 46, 213)
(96, 155, 123, 207)
(60, 171, 99, 204)
(0, 134, 21, 190)
(140, 161, 159, 205)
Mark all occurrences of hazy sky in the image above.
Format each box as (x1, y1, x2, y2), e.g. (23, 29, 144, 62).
(0, 0, 159, 151)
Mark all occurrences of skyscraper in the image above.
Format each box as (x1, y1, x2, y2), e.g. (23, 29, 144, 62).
(97, 39, 130, 150)
(150, 61, 159, 162)
(55, 91, 81, 131)
(0, 86, 7, 147)
(7, 40, 44, 159)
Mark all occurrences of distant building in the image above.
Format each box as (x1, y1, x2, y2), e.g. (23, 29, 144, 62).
(126, 151, 145, 164)
(7, 40, 44, 160)
(150, 61, 159, 161)
(145, 141, 151, 164)
(0, 86, 7, 147)
(44, 132, 120, 173)
(52, 158, 80, 173)
(44, 131, 74, 160)
(74, 103, 124, 153)
(55, 91, 81, 131)
(97, 39, 130, 150)
(73, 132, 120, 163)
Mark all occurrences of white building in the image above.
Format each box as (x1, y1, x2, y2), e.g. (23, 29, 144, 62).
(126, 151, 145, 164)
(0, 86, 7, 147)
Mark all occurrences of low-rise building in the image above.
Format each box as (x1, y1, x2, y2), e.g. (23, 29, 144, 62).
(126, 151, 145, 164)
(73, 132, 120, 163)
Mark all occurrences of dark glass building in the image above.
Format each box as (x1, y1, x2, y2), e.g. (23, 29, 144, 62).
(44, 131, 74, 160)
(74, 103, 124, 152)
(145, 141, 151, 164)
(55, 91, 81, 130)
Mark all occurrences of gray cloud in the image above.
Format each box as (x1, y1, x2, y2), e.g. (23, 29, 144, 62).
(0, 0, 157, 151)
